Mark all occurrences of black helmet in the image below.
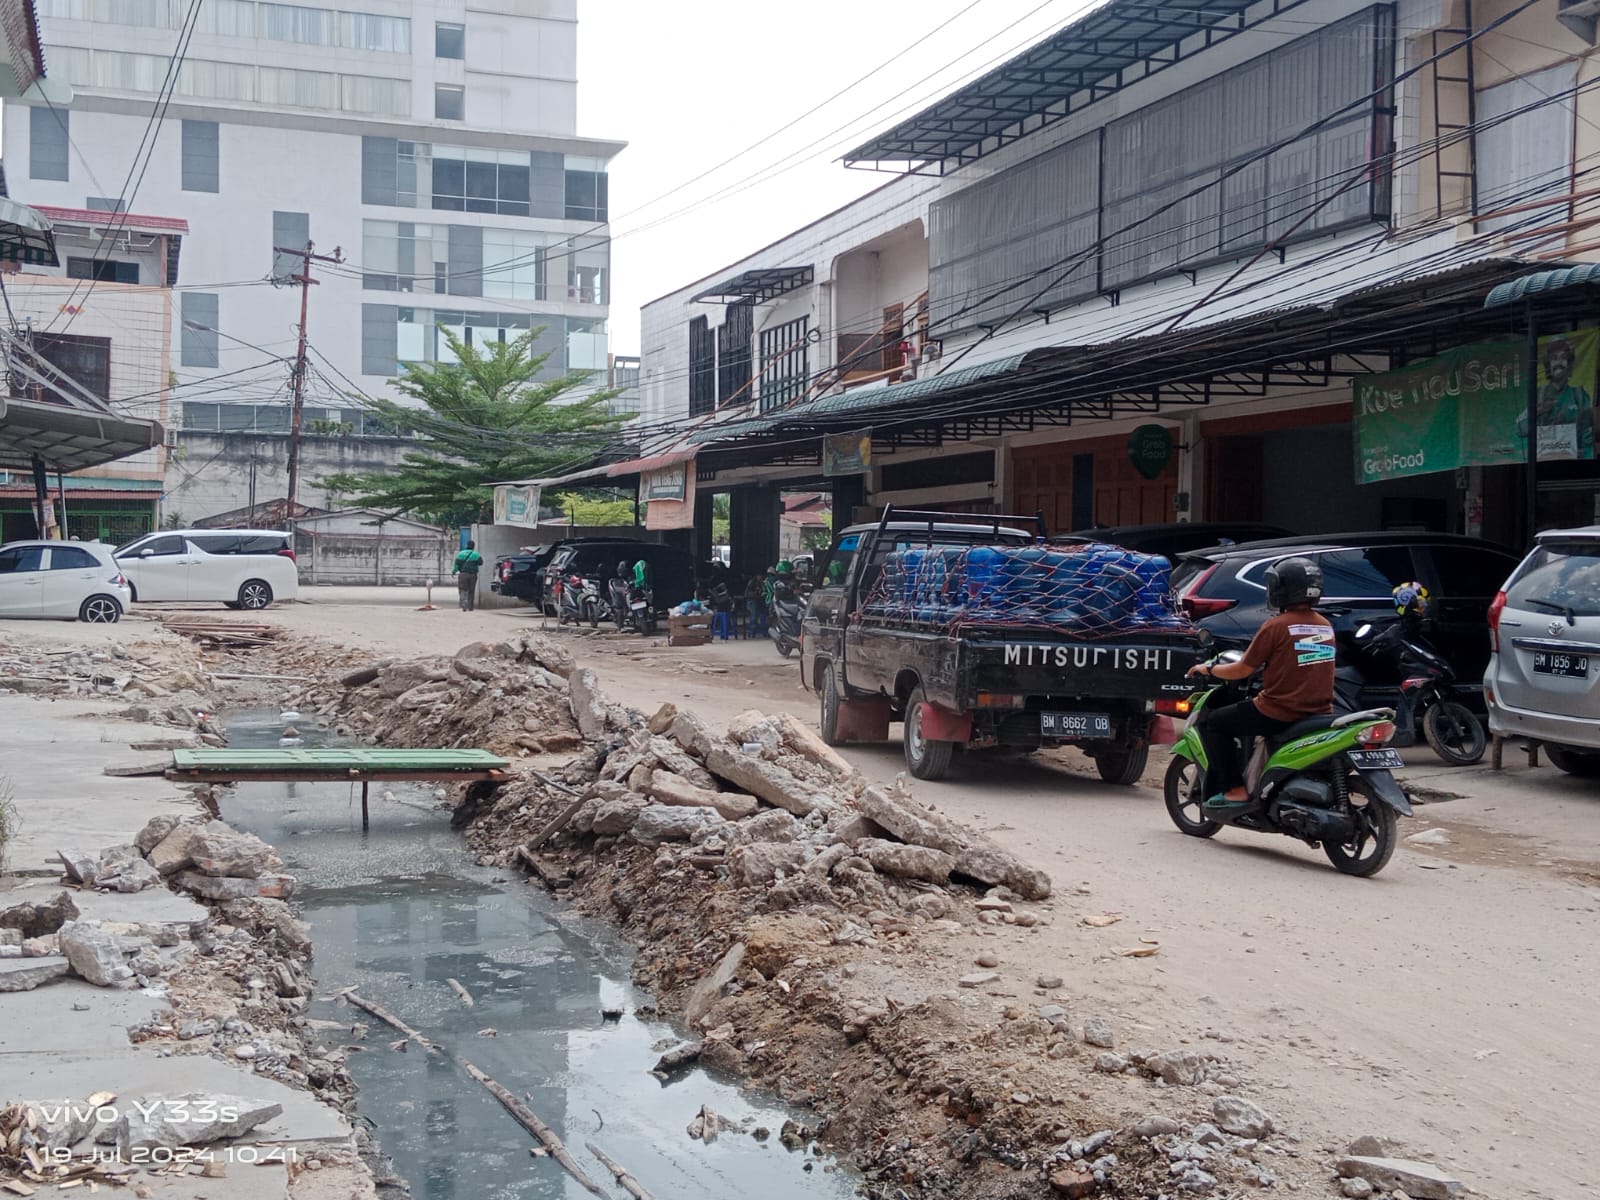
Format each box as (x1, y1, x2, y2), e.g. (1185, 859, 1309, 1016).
(1265, 556, 1322, 610)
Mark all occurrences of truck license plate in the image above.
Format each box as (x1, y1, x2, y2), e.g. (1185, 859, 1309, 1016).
(1348, 749, 1404, 769)
(1041, 711, 1112, 738)
(1533, 651, 1590, 678)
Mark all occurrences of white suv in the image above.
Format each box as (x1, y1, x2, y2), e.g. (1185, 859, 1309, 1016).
(1486, 526, 1600, 777)
(116, 529, 300, 610)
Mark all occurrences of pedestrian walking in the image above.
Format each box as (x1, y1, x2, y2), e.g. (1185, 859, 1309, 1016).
(453, 540, 483, 611)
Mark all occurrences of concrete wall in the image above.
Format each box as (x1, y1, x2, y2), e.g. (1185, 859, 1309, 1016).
(164, 431, 414, 524)
(297, 529, 452, 586)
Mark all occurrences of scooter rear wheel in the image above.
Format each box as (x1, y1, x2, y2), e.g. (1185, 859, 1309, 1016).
(1163, 756, 1219, 839)
(1323, 776, 1398, 877)
(1421, 701, 1485, 766)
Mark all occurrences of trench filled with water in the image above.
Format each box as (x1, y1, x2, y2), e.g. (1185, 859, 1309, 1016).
(217, 709, 859, 1200)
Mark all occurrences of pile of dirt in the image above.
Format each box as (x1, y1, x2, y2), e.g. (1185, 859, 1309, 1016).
(303, 638, 1340, 1199)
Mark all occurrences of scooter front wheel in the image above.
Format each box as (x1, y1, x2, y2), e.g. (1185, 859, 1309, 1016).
(1324, 776, 1398, 877)
(1163, 756, 1219, 839)
(1421, 701, 1485, 766)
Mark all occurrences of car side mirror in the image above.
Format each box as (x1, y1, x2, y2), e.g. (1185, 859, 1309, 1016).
(139, 548, 154, 558)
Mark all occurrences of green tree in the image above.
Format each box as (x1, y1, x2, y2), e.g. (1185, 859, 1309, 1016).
(550, 490, 636, 526)
(323, 328, 629, 525)
(712, 493, 731, 545)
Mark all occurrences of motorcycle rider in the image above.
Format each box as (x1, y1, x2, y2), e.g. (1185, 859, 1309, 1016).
(1185, 556, 1337, 811)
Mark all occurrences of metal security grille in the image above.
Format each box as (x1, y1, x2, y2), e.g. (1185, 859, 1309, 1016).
(758, 316, 809, 412)
(928, 5, 1393, 333)
(716, 299, 754, 407)
(688, 316, 715, 416)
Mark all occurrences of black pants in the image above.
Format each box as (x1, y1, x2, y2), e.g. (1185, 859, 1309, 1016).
(1199, 700, 1293, 797)
(457, 572, 478, 611)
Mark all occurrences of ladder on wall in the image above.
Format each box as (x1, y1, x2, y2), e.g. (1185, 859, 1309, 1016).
(1431, 0, 1479, 219)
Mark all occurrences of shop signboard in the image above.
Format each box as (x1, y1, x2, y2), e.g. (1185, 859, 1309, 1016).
(492, 484, 539, 528)
(643, 463, 688, 502)
(1352, 331, 1597, 484)
(823, 431, 873, 476)
(1127, 424, 1174, 480)
(644, 460, 695, 530)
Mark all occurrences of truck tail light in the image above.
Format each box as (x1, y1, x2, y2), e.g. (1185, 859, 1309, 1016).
(974, 693, 1020, 708)
(1487, 589, 1507, 653)
(1155, 698, 1192, 716)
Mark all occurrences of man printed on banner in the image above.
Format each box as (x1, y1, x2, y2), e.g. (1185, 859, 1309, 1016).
(1516, 333, 1596, 460)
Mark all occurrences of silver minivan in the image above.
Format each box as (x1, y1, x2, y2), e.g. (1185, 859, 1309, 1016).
(1485, 526, 1600, 777)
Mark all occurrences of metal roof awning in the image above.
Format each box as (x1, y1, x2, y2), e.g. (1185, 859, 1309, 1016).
(0, 196, 56, 266)
(1482, 262, 1600, 309)
(0, 396, 164, 474)
(845, 0, 1289, 171)
(689, 355, 1029, 444)
(691, 266, 814, 304)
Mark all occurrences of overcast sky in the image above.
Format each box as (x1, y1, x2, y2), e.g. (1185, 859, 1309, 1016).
(577, 0, 1094, 356)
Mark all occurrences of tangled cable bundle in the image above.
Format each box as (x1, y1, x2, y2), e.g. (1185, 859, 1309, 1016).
(861, 543, 1193, 638)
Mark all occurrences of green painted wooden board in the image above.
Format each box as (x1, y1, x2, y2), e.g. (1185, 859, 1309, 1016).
(171, 748, 509, 771)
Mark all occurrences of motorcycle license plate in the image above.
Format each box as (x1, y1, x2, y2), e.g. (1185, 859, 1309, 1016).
(630, 601, 647, 610)
(1041, 711, 1112, 738)
(1533, 651, 1590, 678)
(1348, 749, 1404, 769)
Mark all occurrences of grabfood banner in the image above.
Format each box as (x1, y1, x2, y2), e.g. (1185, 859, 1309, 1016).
(1351, 331, 1597, 484)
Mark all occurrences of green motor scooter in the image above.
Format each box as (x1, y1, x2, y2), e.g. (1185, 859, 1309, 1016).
(1165, 653, 1413, 877)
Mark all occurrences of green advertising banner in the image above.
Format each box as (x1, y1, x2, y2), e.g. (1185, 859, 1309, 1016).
(1352, 330, 1597, 484)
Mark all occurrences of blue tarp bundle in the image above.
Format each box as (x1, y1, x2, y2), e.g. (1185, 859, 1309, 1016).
(862, 543, 1191, 637)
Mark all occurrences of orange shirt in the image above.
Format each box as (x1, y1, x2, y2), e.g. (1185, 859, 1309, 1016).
(1242, 607, 1337, 722)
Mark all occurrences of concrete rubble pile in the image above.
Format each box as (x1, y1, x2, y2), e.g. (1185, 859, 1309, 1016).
(0, 636, 225, 738)
(283, 634, 587, 757)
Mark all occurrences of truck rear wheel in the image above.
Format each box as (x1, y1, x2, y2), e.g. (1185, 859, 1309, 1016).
(904, 686, 954, 781)
(1094, 741, 1149, 786)
(819, 664, 843, 746)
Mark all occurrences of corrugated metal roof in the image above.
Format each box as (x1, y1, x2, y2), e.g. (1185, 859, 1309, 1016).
(1483, 262, 1600, 309)
(689, 354, 1028, 444)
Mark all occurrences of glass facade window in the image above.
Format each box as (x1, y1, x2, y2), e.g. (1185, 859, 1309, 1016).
(29, 105, 69, 181)
(543, 235, 608, 304)
(341, 12, 409, 52)
(434, 84, 465, 121)
(272, 211, 310, 281)
(480, 227, 546, 301)
(435, 22, 464, 59)
(177, 59, 256, 101)
(564, 168, 607, 222)
(340, 75, 409, 116)
(259, 66, 337, 109)
(66, 257, 139, 284)
(202, 0, 255, 36)
(181, 292, 219, 368)
(259, 3, 332, 45)
(181, 119, 219, 192)
(363, 221, 448, 294)
(759, 316, 810, 410)
(392, 308, 603, 376)
(426, 146, 530, 215)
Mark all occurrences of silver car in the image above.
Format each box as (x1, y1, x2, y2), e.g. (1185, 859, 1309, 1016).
(1485, 526, 1600, 777)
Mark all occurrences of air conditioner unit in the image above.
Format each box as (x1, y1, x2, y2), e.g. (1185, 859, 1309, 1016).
(165, 428, 179, 449)
(1559, 0, 1600, 44)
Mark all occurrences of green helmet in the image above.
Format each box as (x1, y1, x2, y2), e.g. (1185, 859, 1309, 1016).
(776, 559, 793, 574)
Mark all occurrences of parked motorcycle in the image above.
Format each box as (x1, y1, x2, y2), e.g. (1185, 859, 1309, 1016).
(555, 572, 605, 627)
(769, 579, 804, 658)
(1164, 653, 1413, 877)
(606, 568, 633, 633)
(1334, 588, 1485, 766)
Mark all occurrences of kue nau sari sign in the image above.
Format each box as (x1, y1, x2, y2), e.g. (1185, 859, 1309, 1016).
(1351, 330, 1598, 484)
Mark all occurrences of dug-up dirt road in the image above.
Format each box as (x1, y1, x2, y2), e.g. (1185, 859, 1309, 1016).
(248, 587, 1598, 1200)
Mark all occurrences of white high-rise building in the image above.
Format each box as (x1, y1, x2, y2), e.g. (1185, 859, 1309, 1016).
(8, 0, 624, 438)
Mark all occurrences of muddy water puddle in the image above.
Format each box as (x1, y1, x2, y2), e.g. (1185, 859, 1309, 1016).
(218, 710, 858, 1200)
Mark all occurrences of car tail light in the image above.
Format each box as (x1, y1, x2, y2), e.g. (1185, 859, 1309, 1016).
(1357, 721, 1397, 748)
(110, 573, 126, 586)
(1178, 565, 1237, 620)
(974, 693, 1020, 708)
(1155, 697, 1192, 716)
(276, 547, 296, 562)
(1487, 589, 1507, 653)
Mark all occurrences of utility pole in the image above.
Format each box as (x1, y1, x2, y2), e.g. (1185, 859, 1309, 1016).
(275, 240, 343, 532)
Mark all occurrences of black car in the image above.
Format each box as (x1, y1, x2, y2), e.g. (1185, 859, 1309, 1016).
(1064, 521, 1295, 561)
(1174, 532, 1521, 685)
(491, 538, 639, 613)
(542, 541, 698, 614)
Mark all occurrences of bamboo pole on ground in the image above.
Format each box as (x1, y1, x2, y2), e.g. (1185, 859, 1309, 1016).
(461, 1061, 607, 1197)
(587, 1142, 655, 1200)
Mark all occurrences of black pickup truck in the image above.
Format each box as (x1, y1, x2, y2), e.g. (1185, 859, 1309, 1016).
(800, 508, 1204, 784)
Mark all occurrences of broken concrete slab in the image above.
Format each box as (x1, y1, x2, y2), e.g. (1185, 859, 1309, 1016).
(856, 786, 1051, 899)
(0, 888, 79, 937)
(568, 668, 609, 740)
(117, 1092, 284, 1154)
(668, 710, 715, 759)
(174, 872, 297, 901)
(188, 826, 279, 878)
(684, 943, 746, 1026)
(729, 842, 811, 887)
(58, 919, 135, 986)
(854, 837, 957, 883)
(0, 955, 70, 991)
(1335, 1157, 1462, 1199)
(703, 745, 818, 816)
(648, 770, 758, 820)
(148, 820, 204, 875)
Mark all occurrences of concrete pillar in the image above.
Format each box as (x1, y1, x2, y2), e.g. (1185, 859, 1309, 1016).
(730, 486, 781, 577)
(830, 474, 866, 531)
(693, 488, 716, 559)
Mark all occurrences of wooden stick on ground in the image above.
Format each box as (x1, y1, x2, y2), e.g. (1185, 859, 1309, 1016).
(587, 1143, 654, 1200)
(344, 992, 438, 1054)
(526, 791, 591, 850)
(530, 768, 582, 798)
(446, 978, 475, 1007)
(461, 1061, 606, 1197)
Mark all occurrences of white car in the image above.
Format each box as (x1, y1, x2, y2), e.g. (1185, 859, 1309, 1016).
(0, 540, 131, 622)
(115, 528, 300, 610)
